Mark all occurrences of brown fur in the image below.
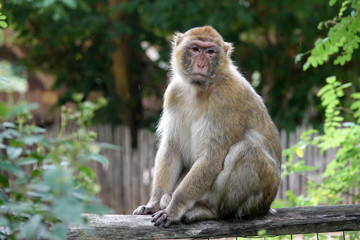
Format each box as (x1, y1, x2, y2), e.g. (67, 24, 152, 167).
(133, 26, 282, 227)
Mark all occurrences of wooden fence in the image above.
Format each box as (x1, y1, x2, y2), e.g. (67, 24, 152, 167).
(48, 125, 358, 214)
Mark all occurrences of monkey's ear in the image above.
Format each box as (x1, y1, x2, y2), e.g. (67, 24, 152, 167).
(224, 42, 234, 57)
(172, 32, 184, 47)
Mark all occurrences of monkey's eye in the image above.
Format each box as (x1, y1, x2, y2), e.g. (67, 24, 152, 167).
(205, 48, 217, 57)
(190, 46, 201, 54)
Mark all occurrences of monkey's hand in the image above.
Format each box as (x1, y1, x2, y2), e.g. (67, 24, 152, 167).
(151, 210, 179, 227)
(133, 205, 157, 215)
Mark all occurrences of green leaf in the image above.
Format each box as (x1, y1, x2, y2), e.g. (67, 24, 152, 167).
(0, 160, 25, 177)
(350, 101, 360, 110)
(0, 21, 7, 28)
(351, 92, 360, 99)
(317, 84, 332, 97)
(329, 0, 337, 6)
(53, 197, 83, 223)
(295, 53, 303, 63)
(8, 103, 38, 118)
(31, 126, 46, 134)
(6, 146, 22, 160)
(354, 110, 360, 118)
(19, 215, 42, 239)
(325, 76, 336, 84)
(19, 135, 46, 145)
(51, 223, 68, 240)
(97, 142, 120, 151)
(332, 116, 344, 122)
(2, 122, 15, 128)
(78, 165, 96, 180)
(43, 167, 72, 194)
(1, 129, 21, 139)
(303, 62, 310, 71)
(18, 157, 38, 165)
(89, 154, 109, 165)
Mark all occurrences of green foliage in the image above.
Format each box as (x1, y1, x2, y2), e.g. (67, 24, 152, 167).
(0, 95, 113, 239)
(282, 0, 360, 208)
(0, 3, 7, 44)
(0, 4, 7, 29)
(283, 78, 360, 207)
(297, 0, 360, 69)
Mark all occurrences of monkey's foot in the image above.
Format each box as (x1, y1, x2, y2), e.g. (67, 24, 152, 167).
(183, 202, 217, 223)
(133, 205, 156, 215)
(151, 210, 179, 227)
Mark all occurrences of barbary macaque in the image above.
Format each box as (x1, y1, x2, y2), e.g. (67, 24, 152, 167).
(133, 26, 282, 227)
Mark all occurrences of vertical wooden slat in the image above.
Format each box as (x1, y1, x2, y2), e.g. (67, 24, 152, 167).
(138, 129, 146, 205)
(113, 126, 123, 213)
(123, 126, 132, 213)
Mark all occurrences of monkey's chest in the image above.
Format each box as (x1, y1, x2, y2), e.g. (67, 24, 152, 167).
(174, 114, 208, 168)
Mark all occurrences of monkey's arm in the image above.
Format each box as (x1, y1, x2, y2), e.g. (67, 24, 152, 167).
(133, 142, 182, 215)
(152, 149, 226, 227)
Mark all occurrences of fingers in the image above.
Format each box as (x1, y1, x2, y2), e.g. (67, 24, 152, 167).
(133, 205, 146, 215)
(133, 205, 155, 215)
(135, 207, 177, 227)
(151, 211, 174, 227)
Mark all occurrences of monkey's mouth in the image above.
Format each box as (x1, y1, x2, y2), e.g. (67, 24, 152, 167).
(189, 74, 207, 86)
(189, 73, 217, 87)
(189, 73, 208, 81)
(191, 79, 207, 86)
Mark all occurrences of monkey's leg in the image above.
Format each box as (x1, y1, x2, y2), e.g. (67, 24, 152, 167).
(133, 142, 182, 215)
(183, 201, 217, 223)
(212, 140, 280, 219)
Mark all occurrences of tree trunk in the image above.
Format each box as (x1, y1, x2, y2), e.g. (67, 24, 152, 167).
(109, 0, 131, 125)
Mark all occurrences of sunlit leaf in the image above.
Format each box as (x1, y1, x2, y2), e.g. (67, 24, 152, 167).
(295, 148, 304, 158)
(0, 21, 7, 28)
(78, 165, 96, 180)
(351, 93, 360, 99)
(329, 0, 337, 7)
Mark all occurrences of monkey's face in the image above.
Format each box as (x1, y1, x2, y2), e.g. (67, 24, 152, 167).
(182, 40, 219, 85)
(171, 26, 233, 86)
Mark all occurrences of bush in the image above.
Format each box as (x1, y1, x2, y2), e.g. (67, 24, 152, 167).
(281, 0, 360, 207)
(0, 93, 114, 240)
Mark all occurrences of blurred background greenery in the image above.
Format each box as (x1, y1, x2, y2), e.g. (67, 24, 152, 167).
(2, 0, 359, 136)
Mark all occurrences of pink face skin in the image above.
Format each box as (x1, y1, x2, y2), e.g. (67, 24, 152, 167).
(185, 40, 218, 82)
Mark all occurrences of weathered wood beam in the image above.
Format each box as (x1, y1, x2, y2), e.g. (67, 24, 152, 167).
(68, 204, 360, 240)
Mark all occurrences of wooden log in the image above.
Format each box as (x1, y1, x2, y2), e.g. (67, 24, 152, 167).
(68, 204, 360, 240)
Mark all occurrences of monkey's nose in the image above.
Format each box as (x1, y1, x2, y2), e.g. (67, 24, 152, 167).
(197, 63, 205, 69)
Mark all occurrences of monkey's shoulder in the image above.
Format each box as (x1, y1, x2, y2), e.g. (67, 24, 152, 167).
(163, 80, 186, 109)
(163, 79, 208, 110)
